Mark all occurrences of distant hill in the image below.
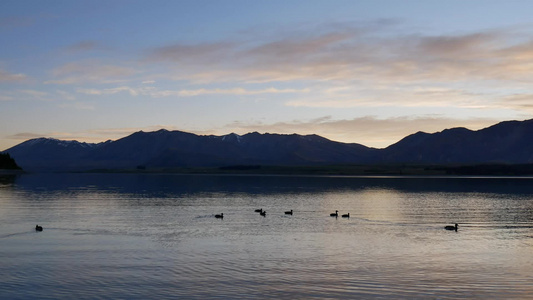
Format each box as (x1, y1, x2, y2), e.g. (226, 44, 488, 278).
(379, 119, 533, 164)
(3, 119, 532, 172)
(3, 130, 373, 172)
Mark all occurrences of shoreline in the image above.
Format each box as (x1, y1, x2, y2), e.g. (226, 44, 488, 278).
(8, 163, 530, 177)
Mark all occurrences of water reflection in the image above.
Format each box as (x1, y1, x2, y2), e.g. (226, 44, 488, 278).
(0, 174, 16, 186)
(1, 174, 532, 299)
(5, 173, 533, 195)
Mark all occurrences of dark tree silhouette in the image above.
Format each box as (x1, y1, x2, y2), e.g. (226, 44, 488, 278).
(0, 153, 22, 170)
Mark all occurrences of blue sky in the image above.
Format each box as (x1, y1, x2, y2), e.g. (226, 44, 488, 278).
(1, 0, 532, 150)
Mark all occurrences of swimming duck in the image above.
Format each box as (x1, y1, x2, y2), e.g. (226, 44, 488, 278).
(342, 213, 350, 218)
(35, 225, 43, 231)
(330, 210, 338, 217)
(444, 223, 458, 231)
(215, 213, 224, 219)
(260, 210, 266, 216)
(255, 208, 263, 213)
(285, 210, 293, 215)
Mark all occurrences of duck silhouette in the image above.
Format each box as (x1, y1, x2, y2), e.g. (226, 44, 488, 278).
(255, 208, 263, 213)
(342, 213, 350, 218)
(215, 213, 224, 219)
(260, 210, 266, 216)
(285, 210, 293, 215)
(445, 223, 458, 231)
(330, 210, 338, 217)
(35, 225, 43, 231)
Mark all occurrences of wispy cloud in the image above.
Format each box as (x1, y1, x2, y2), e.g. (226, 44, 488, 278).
(6, 132, 44, 141)
(77, 86, 139, 96)
(500, 93, 533, 110)
(0, 69, 26, 82)
(155, 87, 309, 97)
(23, 21, 531, 135)
(56, 90, 76, 101)
(1, 89, 82, 105)
(37, 22, 532, 116)
(45, 60, 137, 84)
(0, 95, 14, 101)
(144, 23, 533, 90)
(146, 41, 236, 65)
(76, 85, 308, 97)
(141, 22, 533, 114)
(286, 86, 493, 109)
(3, 89, 54, 102)
(64, 40, 101, 53)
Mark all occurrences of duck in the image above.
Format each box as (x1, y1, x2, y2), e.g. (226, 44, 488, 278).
(260, 210, 266, 216)
(215, 213, 224, 219)
(254, 208, 263, 213)
(285, 210, 293, 215)
(342, 213, 350, 218)
(444, 223, 458, 231)
(330, 210, 338, 217)
(35, 225, 43, 231)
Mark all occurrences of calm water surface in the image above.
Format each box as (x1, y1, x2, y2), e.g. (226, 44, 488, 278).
(1, 174, 532, 299)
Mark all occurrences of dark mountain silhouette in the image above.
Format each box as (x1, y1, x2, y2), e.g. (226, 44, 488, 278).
(380, 119, 533, 164)
(3, 119, 532, 172)
(3, 130, 373, 172)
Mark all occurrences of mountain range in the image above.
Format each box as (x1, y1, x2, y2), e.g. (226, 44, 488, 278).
(3, 119, 533, 172)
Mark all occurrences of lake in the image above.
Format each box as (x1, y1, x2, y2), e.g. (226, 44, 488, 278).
(1, 174, 532, 299)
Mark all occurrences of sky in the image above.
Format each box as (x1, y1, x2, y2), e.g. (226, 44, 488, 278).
(1, 0, 532, 151)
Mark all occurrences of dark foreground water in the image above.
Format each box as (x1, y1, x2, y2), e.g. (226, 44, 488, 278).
(1, 174, 532, 299)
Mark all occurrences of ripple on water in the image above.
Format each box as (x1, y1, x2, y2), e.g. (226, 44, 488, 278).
(1, 174, 532, 299)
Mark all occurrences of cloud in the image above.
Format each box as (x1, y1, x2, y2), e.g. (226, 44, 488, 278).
(76, 85, 308, 98)
(0, 95, 14, 101)
(145, 41, 236, 65)
(6, 132, 44, 141)
(1, 89, 81, 103)
(65, 41, 100, 53)
(147, 22, 533, 113)
(500, 94, 533, 110)
(5, 89, 53, 102)
(20, 89, 48, 98)
(45, 60, 137, 84)
(56, 90, 76, 101)
(156, 87, 309, 97)
(31, 22, 533, 119)
(285, 86, 492, 109)
(243, 32, 355, 64)
(77, 86, 139, 96)
(415, 32, 497, 59)
(143, 23, 533, 88)
(0, 69, 26, 82)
